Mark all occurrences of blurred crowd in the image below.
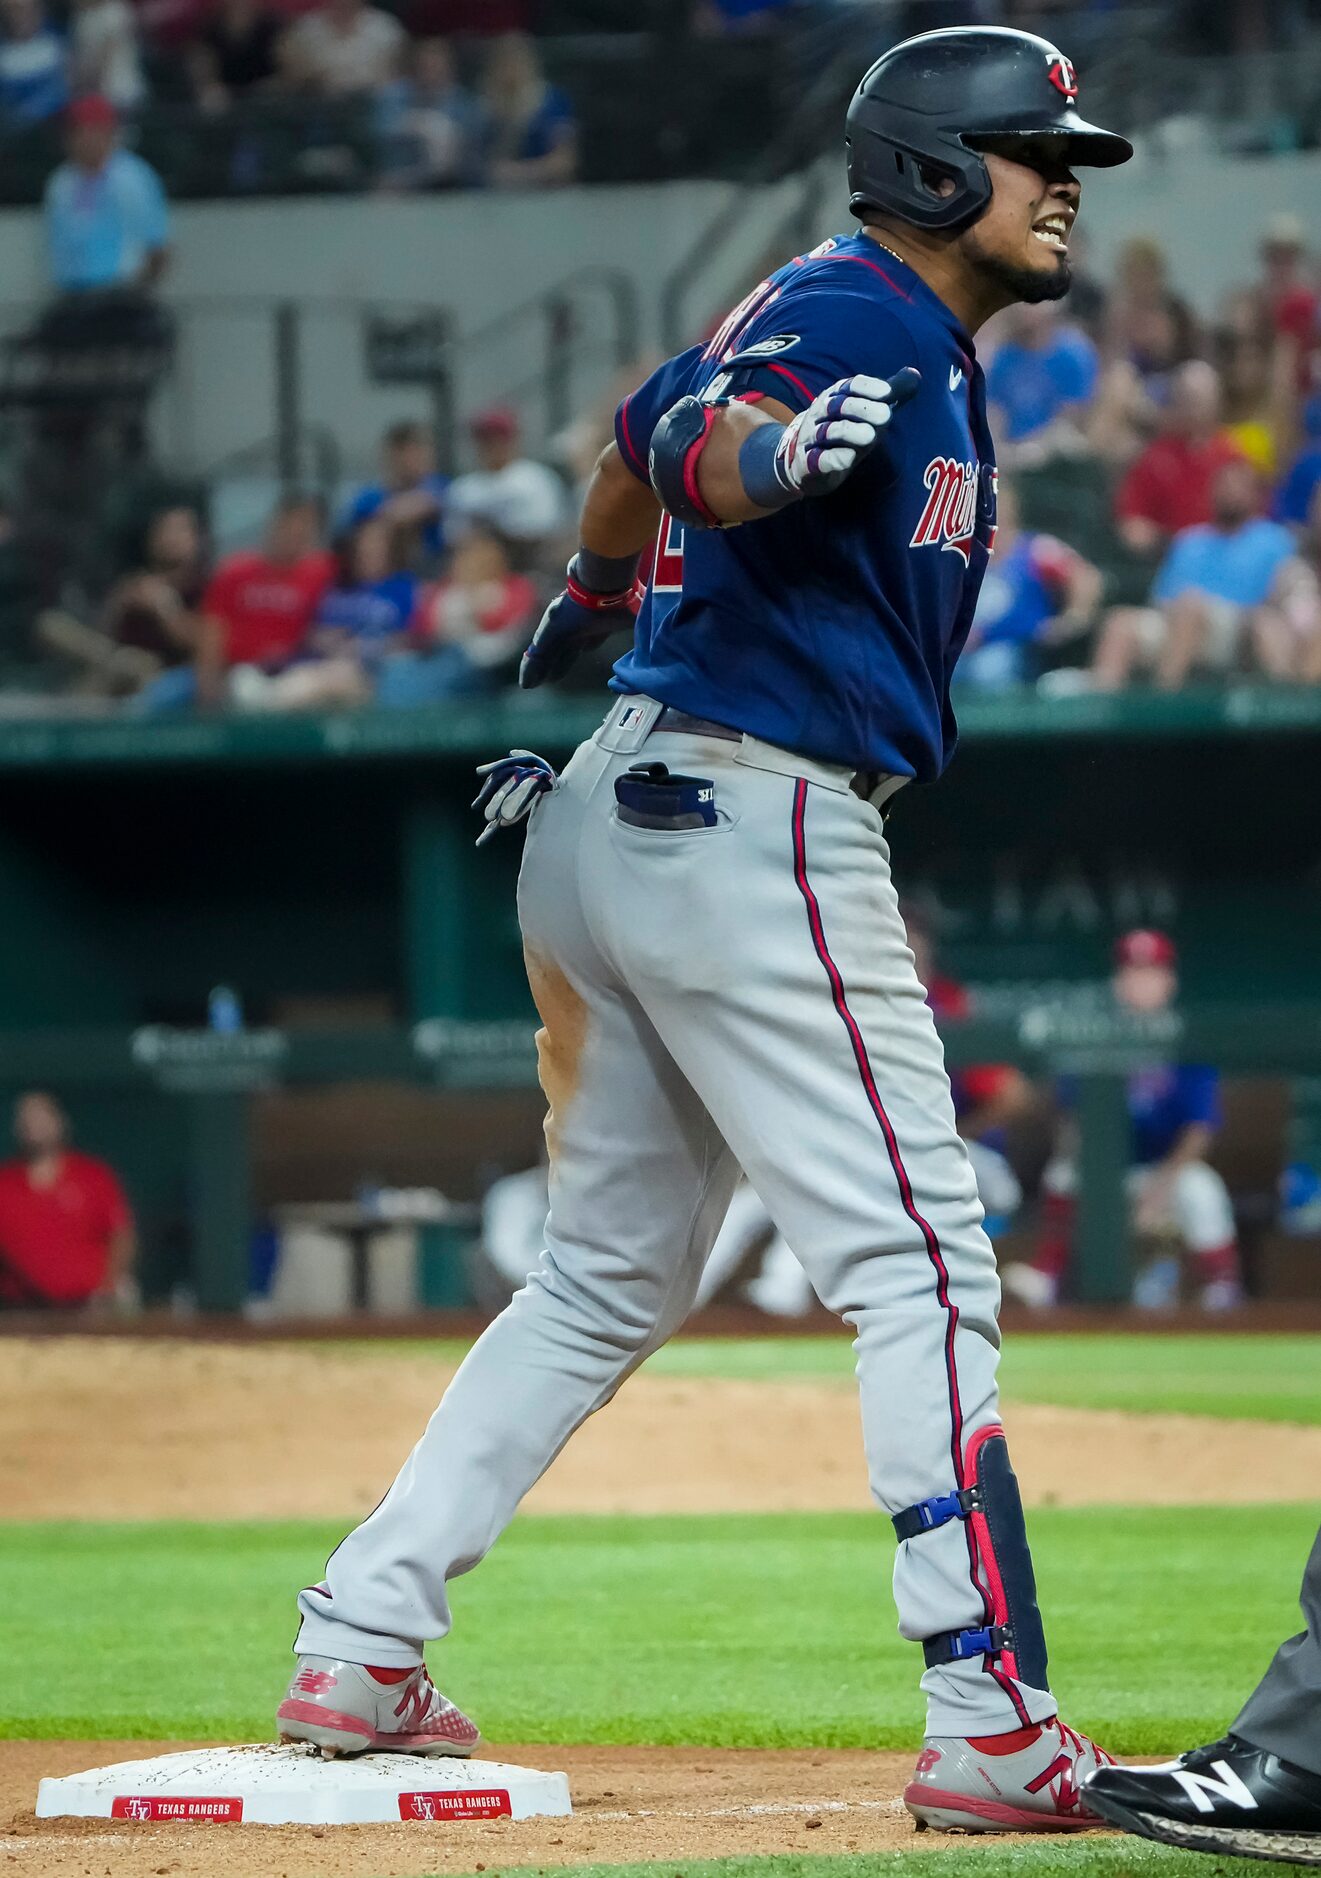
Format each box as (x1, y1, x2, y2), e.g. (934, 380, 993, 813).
(0, 0, 1315, 138)
(0, 9, 579, 194)
(34, 404, 574, 711)
(0, 0, 1317, 204)
(17, 205, 1321, 716)
(958, 215, 1321, 691)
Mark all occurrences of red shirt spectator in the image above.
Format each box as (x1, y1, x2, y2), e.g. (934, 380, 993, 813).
(1117, 432, 1246, 540)
(201, 494, 333, 669)
(0, 1092, 134, 1308)
(415, 524, 538, 665)
(1115, 361, 1245, 555)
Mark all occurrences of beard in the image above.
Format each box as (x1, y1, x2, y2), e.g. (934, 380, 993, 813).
(963, 229, 1074, 304)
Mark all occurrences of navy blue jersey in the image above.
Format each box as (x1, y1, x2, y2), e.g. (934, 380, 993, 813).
(611, 233, 997, 781)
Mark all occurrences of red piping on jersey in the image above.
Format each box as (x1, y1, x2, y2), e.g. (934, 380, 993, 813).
(790, 780, 1029, 1728)
(766, 360, 816, 405)
(827, 250, 915, 303)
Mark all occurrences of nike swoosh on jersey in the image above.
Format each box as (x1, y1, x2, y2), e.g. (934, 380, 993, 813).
(949, 366, 964, 391)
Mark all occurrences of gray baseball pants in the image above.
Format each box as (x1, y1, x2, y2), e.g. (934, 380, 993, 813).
(295, 696, 1057, 1738)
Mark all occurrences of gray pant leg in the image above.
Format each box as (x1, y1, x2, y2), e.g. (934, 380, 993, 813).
(589, 740, 1054, 1738)
(295, 746, 738, 1664)
(1233, 1522, 1321, 1778)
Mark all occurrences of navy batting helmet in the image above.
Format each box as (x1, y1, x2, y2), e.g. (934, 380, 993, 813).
(845, 27, 1133, 232)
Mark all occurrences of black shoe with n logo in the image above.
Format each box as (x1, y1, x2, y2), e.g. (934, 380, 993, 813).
(1083, 1734, 1321, 1866)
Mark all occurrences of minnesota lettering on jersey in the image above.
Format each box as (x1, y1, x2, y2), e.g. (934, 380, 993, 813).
(911, 457, 982, 565)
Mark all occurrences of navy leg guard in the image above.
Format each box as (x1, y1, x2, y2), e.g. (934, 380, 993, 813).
(902, 1426, 1051, 1694)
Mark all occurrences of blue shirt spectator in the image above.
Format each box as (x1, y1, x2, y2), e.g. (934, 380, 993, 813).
(1274, 410, 1321, 527)
(341, 420, 448, 565)
(693, 0, 797, 31)
(957, 477, 1100, 689)
(308, 517, 417, 660)
(482, 32, 576, 187)
(44, 96, 170, 292)
(986, 305, 1099, 444)
(376, 36, 485, 190)
(1152, 515, 1296, 607)
(0, 0, 67, 124)
(1128, 1064, 1221, 1166)
(1058, 1062, 1220, 1167)
(313, 571, 417, 650)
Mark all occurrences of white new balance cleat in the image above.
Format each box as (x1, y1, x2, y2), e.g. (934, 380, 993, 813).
(276, 1655, 481, 1759)
(905, 1718, 1114, 1832)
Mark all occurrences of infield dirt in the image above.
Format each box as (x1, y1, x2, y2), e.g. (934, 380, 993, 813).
(3, 1335, 1286, 1877)
(1, 1739, 1093, 1877)
(3, 1336, 1313, 1521)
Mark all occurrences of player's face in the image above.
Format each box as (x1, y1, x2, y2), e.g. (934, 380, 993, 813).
(14, 1093, 65, 1157)
(1113, 963, 1177, 1015)
(959, 140, 1081, 307)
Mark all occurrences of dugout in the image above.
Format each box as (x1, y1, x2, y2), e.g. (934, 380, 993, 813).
(0, 687, 1318, 1312)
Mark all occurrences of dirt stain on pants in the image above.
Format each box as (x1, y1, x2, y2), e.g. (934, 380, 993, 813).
(524, 948, 588, 1164)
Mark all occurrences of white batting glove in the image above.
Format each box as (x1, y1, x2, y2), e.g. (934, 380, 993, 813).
(472, 749, 557, 847)
(772, 367, 921, 498)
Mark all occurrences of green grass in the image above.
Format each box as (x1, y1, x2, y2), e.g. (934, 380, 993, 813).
(647, 1335, 1321, 1425)
(420, 1851, 1317, 1878)
(417, 1850, 1318, 1878)
(2, 1506, 1312, 1749)
(327, 1334, 1321, 1425)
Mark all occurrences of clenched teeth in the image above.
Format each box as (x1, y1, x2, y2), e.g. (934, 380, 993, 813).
(1032, 214, 1070, 250)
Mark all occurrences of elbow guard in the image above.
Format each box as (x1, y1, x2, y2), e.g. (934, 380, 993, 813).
(648, 395, 724, 530)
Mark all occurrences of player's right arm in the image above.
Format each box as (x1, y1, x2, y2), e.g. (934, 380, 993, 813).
(520, 299, 921, 686)
(658, 370, 920, 528)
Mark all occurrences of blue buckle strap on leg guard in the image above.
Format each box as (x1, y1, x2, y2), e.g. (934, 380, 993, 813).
(923, 1624, 1013, 1668)
(892, 1486, 980, 1541)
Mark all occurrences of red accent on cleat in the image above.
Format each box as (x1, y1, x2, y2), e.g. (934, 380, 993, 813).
(289, 1667, 337, 1697)
(968, 1724, 1044, 1755)
(902, 1782, 1098, 1831)
(365, 1666, 414, 1685)
(276, 1698, 374, 1742)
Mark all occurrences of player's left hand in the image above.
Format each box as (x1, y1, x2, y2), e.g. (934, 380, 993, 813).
(472, 749, 557, 846)
(518, 559, 645, 689)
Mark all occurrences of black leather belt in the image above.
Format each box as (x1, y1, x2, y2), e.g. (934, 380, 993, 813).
(652, 706, 742, 742)
(650, 704, 903, 814)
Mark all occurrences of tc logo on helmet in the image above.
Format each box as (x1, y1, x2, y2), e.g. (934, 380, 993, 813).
(1048, 55, 1079, 98)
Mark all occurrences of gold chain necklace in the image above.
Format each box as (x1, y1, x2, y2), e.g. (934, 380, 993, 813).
(870, 238, 909, 269)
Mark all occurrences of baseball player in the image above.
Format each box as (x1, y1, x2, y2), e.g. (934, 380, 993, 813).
(279, 27, 1132, 1833)
(1003, 928, 1244, 1312)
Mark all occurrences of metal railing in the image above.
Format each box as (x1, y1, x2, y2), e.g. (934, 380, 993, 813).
(0, 264, 640, 490)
